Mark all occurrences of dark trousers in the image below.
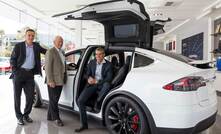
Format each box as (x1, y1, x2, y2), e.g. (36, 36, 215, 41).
(47, 85, 62, 120)
(77, 82, 110, 127)
(12, 69, 35, 120)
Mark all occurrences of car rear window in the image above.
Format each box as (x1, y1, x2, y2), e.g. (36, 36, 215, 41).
(134, 53, 154, 68)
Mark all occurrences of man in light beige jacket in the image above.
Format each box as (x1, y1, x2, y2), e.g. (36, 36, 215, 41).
(45, 35, 67, 127)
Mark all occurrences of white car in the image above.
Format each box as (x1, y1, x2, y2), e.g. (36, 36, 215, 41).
(34, 0, 217, 134)
(0, 57, 12, 74)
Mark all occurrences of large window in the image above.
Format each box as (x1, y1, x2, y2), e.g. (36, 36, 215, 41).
(0, 1, 76, 75)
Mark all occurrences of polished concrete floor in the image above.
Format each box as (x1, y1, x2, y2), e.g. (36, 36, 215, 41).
(0, 73, 221, 134)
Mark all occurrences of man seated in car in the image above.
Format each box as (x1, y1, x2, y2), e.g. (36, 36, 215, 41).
(75, 47, 113, 132)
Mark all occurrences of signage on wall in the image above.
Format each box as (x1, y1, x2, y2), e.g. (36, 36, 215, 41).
(214, 16, 221, 35)
(182, 32, 203, 60)
(215, 23, 221, 34)
(213, 18, 221, 51)
(166, 40, 176, 51)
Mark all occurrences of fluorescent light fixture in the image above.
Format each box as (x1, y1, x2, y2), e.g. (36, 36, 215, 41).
(215, 2, 221, 9)
(215, 15, 221, 20)
(165, 19, 190, 35)
(196, 9, 212, 20)
(203, 0, 221, 11)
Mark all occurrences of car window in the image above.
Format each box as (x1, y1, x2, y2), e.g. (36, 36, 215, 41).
(87, 51, 96, 64)
(134, 53, 154, 68)
(66, 51, 82, 65)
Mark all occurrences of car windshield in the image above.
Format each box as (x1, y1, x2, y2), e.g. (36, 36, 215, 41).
(152, 49, 193, 63)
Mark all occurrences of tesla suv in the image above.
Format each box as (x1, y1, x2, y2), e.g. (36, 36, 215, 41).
(34, 0, 217, 134)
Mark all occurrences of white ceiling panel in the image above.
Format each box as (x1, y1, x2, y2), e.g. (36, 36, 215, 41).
(4, 0, 220, 34)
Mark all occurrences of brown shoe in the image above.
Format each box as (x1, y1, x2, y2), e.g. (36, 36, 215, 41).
(55, 120, 64, 127)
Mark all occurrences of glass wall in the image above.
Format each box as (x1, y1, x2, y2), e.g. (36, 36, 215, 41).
(0, 1, 76, 74)
(0, 1, 105, 75)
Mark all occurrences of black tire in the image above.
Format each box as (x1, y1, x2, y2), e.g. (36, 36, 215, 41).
(33, 83, 42, 108)
(105, 96, 149, 134)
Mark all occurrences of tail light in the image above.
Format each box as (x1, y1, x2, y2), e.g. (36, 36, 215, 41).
(163, 76, 206, 91)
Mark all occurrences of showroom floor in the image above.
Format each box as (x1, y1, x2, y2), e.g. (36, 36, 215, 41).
(0, 72, 221, 134)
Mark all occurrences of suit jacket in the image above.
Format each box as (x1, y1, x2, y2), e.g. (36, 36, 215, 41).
(87, 59, 113, 85)
(10, 41, 47, 78)
(45, 47, 67, 86)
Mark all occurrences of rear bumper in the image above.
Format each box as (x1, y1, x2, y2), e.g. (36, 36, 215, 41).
(156, 112, 217, 134)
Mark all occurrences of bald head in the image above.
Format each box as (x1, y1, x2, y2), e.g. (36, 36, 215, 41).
(54, 35, 63, 49)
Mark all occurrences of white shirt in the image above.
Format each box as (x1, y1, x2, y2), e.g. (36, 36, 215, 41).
(21, 43, 35, 69)
(95, 59, 106, 81)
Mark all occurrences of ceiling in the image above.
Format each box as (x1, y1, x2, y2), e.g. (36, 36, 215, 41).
(2, 0, 220, 35)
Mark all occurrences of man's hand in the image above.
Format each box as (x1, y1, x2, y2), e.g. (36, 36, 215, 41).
(88, 77, 97, 85)
(48, 82, 55, 88)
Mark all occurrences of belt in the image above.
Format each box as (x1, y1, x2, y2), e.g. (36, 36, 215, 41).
(20, 68, 33, 72)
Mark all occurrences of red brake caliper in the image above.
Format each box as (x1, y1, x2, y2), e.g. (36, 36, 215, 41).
(131, 115, 139, 131)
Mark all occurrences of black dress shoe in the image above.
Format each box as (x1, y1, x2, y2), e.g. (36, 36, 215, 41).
(75, 126, 88, 133)
(47, 116, 54, 121)
(47, 118, 54, 121)
(17, 118, 24, 125)
(23, 116, 33, 123)
(55, 120, 64, 127)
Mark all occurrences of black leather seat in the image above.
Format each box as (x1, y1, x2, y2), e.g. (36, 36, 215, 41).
(111, 56, 131, 87)
(111, 56, 119, 76)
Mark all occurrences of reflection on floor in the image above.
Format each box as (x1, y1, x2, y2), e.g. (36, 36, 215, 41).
(0, 73, 221, 134)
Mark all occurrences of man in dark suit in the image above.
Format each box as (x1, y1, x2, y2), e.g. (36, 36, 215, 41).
(10, 29, 47, 125)
(75, 47, 113, 132)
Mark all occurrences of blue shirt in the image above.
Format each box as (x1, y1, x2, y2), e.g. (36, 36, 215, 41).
(21, 43, 35, 69)
(95, 59, 106, 81)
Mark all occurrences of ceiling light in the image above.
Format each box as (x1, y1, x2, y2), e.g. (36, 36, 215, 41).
(215, 3, 221, 9)
(153, 13, 163, 16)
(203, 0, 221, 11)
(165, 2, 174, 6)
(196, 9, 212, 20)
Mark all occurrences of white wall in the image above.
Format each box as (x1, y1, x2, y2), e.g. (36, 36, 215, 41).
(153, 41, 164, 50)
(157, 8, 221, 61)
(170, 17, 210, 60)
(153, 18, 210, 58)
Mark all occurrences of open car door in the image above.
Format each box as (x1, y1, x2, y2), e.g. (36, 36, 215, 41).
(53, 0, 154, 49)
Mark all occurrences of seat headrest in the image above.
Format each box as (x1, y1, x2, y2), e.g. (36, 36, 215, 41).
(126, 56, 131, 65)
(111, 56, 118, 66)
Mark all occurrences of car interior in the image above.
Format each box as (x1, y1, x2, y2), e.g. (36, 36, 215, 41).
(76, 46, 133, 113)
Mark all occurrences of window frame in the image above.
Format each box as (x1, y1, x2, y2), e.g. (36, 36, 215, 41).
(65, 49, 85, 70)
